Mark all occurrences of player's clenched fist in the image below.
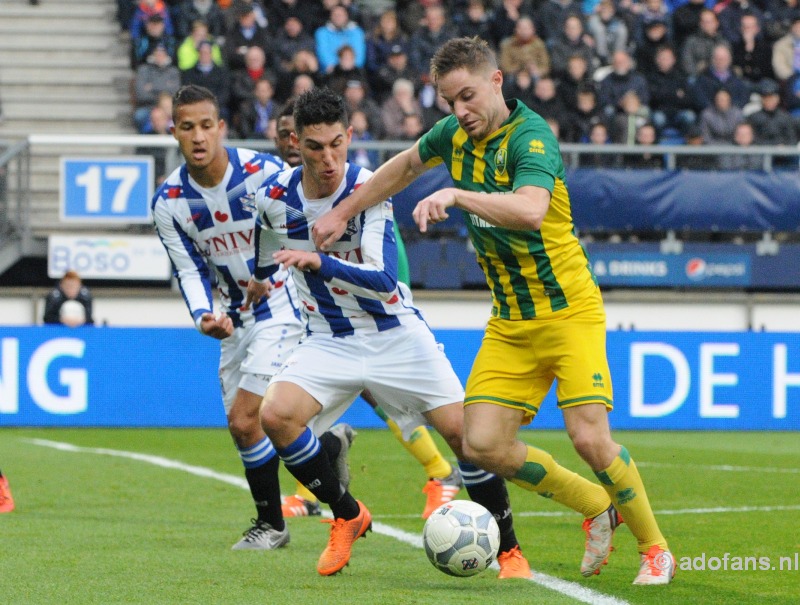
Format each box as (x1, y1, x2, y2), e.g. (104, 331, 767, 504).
(242, 277, 274, 312)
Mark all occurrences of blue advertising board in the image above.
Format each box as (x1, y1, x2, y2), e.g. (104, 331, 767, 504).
(1, 328, 798, 430)
(61, 157, 154, 223)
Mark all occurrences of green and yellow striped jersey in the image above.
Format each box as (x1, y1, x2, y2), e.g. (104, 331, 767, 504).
(417, 99, 597, 320)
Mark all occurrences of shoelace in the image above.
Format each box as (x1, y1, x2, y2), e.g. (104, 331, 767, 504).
(322, 518, 347, 550)
(243, 519, 271, 541)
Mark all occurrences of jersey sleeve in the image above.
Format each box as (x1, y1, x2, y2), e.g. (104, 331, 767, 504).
(509, 125, 558, 193)
(417, 116, 453, 168)
(252, 186, 282, 282)
(316, 201, 397, 301)
(152, 198, 213, 324)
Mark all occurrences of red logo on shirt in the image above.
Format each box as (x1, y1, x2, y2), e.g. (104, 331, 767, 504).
(386, 294, 399, 304)
(331, 287, 348, 295)
(244, 162, 260, 174)
(167, 187, 181, 198)
(214, 210, 229, 222)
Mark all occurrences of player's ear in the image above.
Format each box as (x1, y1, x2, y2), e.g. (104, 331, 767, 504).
(346, 125, 353, 144)
(492, 69, 503, 91)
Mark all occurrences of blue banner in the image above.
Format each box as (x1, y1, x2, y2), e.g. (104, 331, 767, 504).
(1, 328, 798, 430)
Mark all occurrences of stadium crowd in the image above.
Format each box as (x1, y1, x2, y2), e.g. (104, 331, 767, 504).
(119, 0, 800, 164)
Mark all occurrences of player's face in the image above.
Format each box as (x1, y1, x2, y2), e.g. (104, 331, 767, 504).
(171, 100, 225, 176)
(294, 121, 352, 199)
(275, 115, 302, 167)
(436, 66, 507, 140)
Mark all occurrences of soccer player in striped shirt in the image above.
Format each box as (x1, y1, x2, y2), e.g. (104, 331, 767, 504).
(244, 87, 525, 578)
(152, 85, 353, 551)
(272, 98, 462, 521)
(311, 37, 674, 585)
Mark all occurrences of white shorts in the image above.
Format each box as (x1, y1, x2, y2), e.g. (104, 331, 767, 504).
(270, 320, 465, 438)
(219, 318, 304, 414)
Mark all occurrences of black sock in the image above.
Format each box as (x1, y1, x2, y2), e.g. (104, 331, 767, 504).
(286, 450, 359, 520)
(319, 431, 342, 462)
(464, 475, 519, 553)
(244, 456, 285, 531)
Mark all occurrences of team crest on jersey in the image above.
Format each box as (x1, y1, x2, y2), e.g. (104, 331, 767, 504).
(452, 146, 464, 164)
(529, 139, 545, 155)
(345, 217, 358, 236)
(239, 192, 257, 213)
(494, 148, 508, 175)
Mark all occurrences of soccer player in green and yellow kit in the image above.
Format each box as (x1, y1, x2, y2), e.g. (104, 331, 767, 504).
(312, 37, 674, 585)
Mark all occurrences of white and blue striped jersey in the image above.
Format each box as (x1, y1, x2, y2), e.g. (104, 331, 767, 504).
(253, 163, 424, 337)
(152, 147, 301, 329)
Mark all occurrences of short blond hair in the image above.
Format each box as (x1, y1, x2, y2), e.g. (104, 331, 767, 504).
(430, 36, 497, 84)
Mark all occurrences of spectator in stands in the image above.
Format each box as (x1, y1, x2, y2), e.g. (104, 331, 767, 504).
(611, 90, 651, 144)
(177, 19, 224, 70)
(454, 0, 494, 40)
(762, 0, 799, 43)
(344, 78, 384, 138)
(528, 77, 568, 124)
(717, 0, 763, 46)
(265, 0, 325, 36)
(549, 15, 597, 80)
(226, 0, 268, 30)
(225, 3, 271, 72)
(372, 44, 418, 105)
(632, 0, 670, 46)
(690, 43, 751, 110)
(381, 78, 424, 139)
(43, 271, 94, 327)
(558, 53, 594, 113)
(137, 104, 171, 183)
(291, 73, 316, 98)
(682, 9, 729, 76)
(180, 41, 231, 120)
(583, 121, 618, 167)
(409, 5, 458, 79)
(563, 85, 603, 142)
(275, 49, 322, 103)
(719, 121, 764, 169)
(503, 68, 537, 108)
(676, 124, 717, 169)
(671, 0, 707, 51)
(498, 16, 550, 78)
(537, 0, 585, 44)
(327, 45, 369, 97)
(732, 13, 774, 89)
(636, 18, 671, 75)
(236, 77, 276, 139)
(366, 9, 408, 81)
(399, 112, 425, 141)
(348, 109, 380, 169)
(598, 50, 650, 118)
(622, 123, 664, 168)
(771, 13, 800, 83)
(747, 78, 798, 145)
(174, 0, 226, 39)
(648, 45, 697, 135)
(489, 0, 535, 48)
(699, 88, 744, 144)
(273, 17, 317, 78)
(315, 4, 366, 74)
(421, 89, 452, 132)
(134, 44, 181, 132)
(587, 0, 630, 66)
(131, 0, 175, 47)
(132, 13, 177, 69)
(230, 45, 275, 122)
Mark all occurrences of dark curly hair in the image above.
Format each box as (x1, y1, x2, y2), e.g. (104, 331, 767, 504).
(293, 87, 348, 135)
(172, 85, 220, 122)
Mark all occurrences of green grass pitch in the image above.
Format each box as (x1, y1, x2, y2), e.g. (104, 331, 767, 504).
(1, 428, 797, 605)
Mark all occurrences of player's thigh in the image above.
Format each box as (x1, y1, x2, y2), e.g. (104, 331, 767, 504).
(463, 401, 527, 453)
(219, 327, 248, 414)
(465, 317, 552, 422)
(364, 322, 464, 440)
(549, 303, 613, 411)
(269, 335, 363, 436)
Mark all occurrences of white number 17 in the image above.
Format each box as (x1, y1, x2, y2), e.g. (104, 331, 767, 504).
(75, 165, 141, 213)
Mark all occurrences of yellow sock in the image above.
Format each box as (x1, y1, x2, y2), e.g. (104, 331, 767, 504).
(510, 445, 610, 518)
(596, 446, 667, 553)
(384, 416, 452, 480)
(295, 481, 318, 504)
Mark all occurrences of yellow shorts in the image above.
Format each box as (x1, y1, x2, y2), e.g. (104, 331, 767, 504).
(464, 290, 613, 424)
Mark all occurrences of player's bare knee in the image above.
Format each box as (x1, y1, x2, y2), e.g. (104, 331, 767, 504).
(227, 413, 260, 444)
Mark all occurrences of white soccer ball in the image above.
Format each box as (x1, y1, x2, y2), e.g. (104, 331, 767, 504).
(422, 500, 500, 577)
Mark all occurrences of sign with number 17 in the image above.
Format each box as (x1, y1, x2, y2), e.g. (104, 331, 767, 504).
(60, 157, 154, 223)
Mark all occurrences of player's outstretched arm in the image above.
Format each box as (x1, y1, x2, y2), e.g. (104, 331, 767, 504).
(312, 141, 429, 251)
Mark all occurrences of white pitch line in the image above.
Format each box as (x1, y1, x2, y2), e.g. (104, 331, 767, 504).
(25, 438, 629, 605)
(638, 462, 800, 474)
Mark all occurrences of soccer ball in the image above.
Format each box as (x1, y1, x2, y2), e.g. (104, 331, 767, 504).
(422, 500, 500, 577)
